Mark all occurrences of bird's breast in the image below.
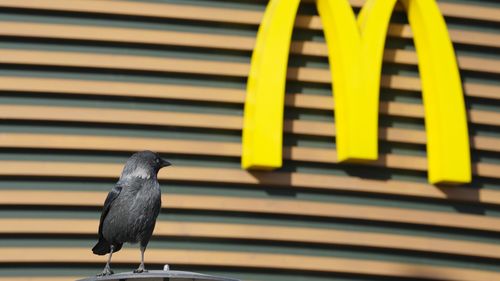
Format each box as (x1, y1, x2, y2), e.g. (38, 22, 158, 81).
(102, 183, 161, 244)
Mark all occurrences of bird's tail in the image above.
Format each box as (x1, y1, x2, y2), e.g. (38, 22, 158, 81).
(92, 238, 123, 255)
(92, 238, 111, 255)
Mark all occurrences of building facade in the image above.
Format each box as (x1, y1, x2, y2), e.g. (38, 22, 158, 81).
(0, 0, 499, 280)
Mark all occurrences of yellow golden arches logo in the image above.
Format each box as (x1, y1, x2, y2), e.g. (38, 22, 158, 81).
(242, 0, 471, 184)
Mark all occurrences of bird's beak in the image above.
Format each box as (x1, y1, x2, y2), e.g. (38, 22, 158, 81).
(160, 159, 172, 168)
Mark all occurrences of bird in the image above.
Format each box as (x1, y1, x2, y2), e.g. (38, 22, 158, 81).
(92, 150, 171, 276)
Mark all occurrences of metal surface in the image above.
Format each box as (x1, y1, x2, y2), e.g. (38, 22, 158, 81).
(77, 270, 241, 281)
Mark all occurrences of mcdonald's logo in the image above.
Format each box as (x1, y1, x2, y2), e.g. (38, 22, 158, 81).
(242, 0, 471, 184)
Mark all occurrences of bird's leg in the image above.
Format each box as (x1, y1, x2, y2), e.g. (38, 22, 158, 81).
(97, 245, 115, 277)
(133, 245, 148, 273)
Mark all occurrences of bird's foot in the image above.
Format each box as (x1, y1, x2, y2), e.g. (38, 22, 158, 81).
(133, 268, 148, 274)
(96, 267, 114, 277)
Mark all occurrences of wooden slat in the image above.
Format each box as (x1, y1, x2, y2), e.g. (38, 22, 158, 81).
(0, 156, 498, 206)
(1, 22, 498, 75)
(0, 76, 244, 103)
(0, 48, 247, 77)
(1, 77, 499, 149)
(434, 1, 500, 23)
(346, 0, 500, 23)
(387, 23, 500, 49)
(299, 14, 500, 50)
(2, 0, 499, 25)
(0, 45, 197, 76)
(0, 132, 499, 180)
(0, 103, 362, 137)
(0, 104, 499, 178)
(0, 104, 243, 130)
(1, 49, 498, 103)
(381, 48, 499, 74)
(0, 0, 498, 48)
(0, 102, 338, 139)
(3, 218, 500, 261)
(0, 190, 500, 233)
(2, 76, 499, 124)
(0, 133, 244, 157)
(0, 0, 264, 25)
(1, 247, 500, 281)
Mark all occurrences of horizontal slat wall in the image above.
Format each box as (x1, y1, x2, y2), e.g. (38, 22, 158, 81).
(0, 0, 499, 280)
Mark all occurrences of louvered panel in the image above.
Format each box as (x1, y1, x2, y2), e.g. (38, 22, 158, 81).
(0, 0, 499, 280)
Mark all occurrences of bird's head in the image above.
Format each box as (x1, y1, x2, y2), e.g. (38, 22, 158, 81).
(119, 150, 171, 181)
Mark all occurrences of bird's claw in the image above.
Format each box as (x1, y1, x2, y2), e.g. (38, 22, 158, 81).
(96, 268, 114, 277)
(133, 267, 148, 274)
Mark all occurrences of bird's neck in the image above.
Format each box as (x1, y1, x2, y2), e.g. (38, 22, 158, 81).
(119, 166, 154, 182)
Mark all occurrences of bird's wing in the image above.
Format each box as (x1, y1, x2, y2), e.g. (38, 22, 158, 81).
(97, 185, 123, 236)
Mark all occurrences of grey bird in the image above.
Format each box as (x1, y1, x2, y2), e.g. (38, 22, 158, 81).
(92, 150, 171, 276)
